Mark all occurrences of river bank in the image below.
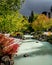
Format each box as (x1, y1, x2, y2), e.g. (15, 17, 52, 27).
(32, 32, 52, 44)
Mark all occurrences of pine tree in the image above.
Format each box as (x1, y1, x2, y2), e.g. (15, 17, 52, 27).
(28, 11, 34, 23)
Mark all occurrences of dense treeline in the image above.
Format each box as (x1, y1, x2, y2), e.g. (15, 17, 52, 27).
(0, 0, 52, 34)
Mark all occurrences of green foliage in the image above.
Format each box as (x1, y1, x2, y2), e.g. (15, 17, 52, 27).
(28, 11, 38, 23)
(28, 11, 34, 23)
(0, 0, 24, 15)
(28, 11, 38, 32)
(0, 0, 29, 33)
(47, 35, 52, 44)
(0, 11, 29, 33)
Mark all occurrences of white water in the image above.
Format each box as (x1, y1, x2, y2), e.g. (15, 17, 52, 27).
(15, 39, 43, 56)
(14, 35, 52, 65)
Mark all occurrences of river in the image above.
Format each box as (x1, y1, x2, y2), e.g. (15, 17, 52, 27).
(14, 39, 52, 65)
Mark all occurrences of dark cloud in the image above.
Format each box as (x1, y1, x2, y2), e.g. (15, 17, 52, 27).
(20, 0, 52, 16)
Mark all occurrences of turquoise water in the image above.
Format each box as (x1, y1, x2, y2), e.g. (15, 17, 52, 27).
(14, 40, 52, 65)
(14, 55, 52, 65)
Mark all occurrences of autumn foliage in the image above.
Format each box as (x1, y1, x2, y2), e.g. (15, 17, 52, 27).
(0, 33, 19, 56)
(32, 14, 52, 31)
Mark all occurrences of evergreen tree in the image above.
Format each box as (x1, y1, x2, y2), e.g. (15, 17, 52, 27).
(50, 6, 52, 12)
(28, 11, 34, 23)
(42, 11, 47, 16)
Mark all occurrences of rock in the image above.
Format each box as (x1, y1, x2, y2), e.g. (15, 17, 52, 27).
(1, 55, 14, 65)
(0, 63, 5, 65)
(10, 60, 14, 65)
(5, 61, 10, 65)
(1, 56, 10, 62)
(36, 41, 39, 43)
(23, 54, 29, 57)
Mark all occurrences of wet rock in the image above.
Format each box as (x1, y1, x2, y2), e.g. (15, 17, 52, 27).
(36, 41, 39, 43)
(23, 54, 29, 57)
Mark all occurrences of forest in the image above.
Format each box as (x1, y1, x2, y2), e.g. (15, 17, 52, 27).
(0, 0, 52, 34)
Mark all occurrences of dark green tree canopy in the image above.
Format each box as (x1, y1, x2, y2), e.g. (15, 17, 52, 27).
(28, 11, 34, 23)
(0, 0, 24, 15)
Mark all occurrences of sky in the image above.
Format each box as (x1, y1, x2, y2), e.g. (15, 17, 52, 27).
(20, 0, 52, 16)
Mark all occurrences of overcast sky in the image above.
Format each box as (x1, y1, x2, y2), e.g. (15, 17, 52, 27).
(20, 0, 52, 16)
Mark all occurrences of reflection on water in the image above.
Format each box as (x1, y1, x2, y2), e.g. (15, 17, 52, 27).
(14, 40, 52, 65)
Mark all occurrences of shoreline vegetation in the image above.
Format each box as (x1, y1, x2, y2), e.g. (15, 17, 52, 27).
(0, 0, 52, 44)
(0, 0, 52, 65)
(32, 31, 52, 44)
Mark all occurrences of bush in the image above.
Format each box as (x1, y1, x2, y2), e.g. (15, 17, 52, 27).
(47, 35, 52, 44)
